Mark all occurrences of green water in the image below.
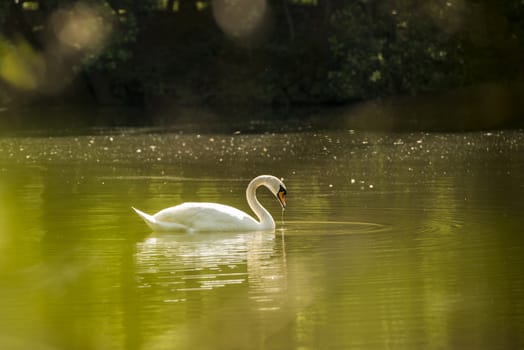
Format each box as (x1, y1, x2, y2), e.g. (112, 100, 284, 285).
(0, 129, 523, 349)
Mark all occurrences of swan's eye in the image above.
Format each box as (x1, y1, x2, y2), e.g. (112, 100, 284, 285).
(279, 185, 287, 195)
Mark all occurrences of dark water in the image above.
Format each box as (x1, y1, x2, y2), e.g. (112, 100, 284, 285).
(0, 129, 523, 349)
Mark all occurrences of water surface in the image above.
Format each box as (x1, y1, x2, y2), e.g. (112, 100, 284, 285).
(0, 129, 523, 349)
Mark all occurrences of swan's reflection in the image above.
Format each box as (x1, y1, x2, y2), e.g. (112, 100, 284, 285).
(135, 231, 287, 306)
(246, 230, 288, 311)
(134, 231, 290, 348)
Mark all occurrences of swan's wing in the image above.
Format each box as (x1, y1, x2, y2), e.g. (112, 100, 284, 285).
(154, 202, 259, 231)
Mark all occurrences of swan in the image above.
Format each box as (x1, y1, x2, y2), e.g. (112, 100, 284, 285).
(132, 175, 287, 232)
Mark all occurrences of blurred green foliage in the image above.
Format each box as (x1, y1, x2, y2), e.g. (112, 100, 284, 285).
(0, 0, 523, 113)
(328, 1, 467, 100)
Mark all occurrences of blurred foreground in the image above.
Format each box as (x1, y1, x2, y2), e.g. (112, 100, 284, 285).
(0, 128, 523, 349)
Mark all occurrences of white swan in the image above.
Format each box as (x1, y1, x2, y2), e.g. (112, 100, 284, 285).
(132, 175, 287, 232)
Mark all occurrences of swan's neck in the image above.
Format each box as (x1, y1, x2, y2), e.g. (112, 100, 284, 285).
(246, 177, 275, 230)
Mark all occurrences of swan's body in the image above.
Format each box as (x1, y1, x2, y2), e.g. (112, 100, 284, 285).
(133, 175, 287, 232)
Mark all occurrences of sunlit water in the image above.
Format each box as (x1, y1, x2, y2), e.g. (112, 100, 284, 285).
(0, 128, 523, 349)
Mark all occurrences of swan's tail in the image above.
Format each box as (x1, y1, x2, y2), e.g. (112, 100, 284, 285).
(132, 207, 188, 232)
(132, 207, 157, 231)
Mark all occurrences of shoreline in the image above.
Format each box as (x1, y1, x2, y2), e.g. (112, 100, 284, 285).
(2, 82, 524, 135)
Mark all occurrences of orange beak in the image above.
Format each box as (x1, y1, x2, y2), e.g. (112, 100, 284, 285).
(277, 191, 286, 208)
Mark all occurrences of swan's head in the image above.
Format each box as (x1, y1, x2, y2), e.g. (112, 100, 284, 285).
(263, 175, 287, 209)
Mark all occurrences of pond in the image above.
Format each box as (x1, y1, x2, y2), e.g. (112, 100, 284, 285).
(0, 127, 523, 349)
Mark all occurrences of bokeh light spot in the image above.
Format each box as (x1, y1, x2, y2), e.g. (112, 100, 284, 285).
(212, 0, 271, 43)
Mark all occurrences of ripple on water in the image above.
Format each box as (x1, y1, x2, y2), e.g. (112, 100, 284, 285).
(280, 220, 390, 236)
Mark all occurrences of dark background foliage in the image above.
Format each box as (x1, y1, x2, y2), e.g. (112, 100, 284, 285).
(1, 0, 523, 129)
